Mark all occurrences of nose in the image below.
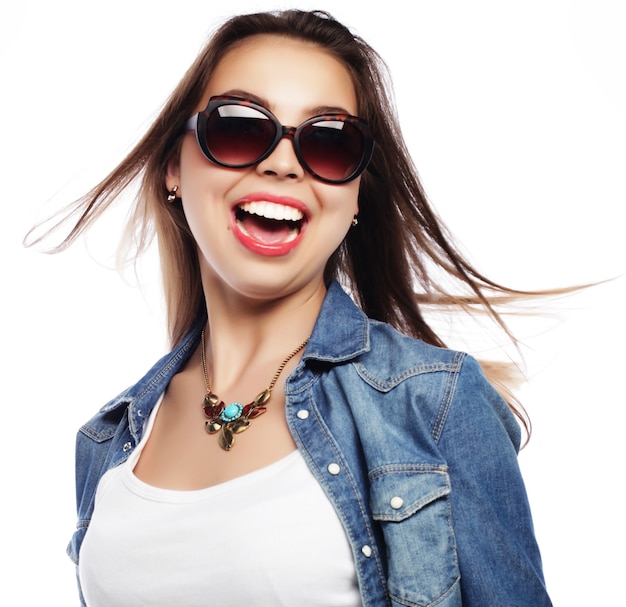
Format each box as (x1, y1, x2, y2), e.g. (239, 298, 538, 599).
(255, 128, 304, 181)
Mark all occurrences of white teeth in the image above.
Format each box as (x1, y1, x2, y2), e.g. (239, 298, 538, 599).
(238, 201, 304, 222)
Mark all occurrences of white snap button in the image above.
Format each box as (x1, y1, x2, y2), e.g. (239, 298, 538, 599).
(361, 545, 372, 557)
(296, 410, 309, 419)
(390, 496, 404, 510)
(327, 463, 341, 475)
(123, 442, 132, 452)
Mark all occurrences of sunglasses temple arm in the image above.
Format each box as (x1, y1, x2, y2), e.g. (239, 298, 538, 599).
(185, 115, 198, 132)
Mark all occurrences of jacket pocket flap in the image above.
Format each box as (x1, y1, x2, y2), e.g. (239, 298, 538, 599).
(369, 466, 450, 522)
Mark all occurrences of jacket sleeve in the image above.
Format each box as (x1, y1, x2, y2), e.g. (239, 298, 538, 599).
(437, 355, 552, 606)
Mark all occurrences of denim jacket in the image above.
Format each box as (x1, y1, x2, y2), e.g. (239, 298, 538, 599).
(68, 281, 551, 606)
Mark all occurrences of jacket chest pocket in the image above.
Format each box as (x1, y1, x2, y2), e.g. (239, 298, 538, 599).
(369, 467, 461, 607)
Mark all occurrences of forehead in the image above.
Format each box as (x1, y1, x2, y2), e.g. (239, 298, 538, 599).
(203, 35, 358, 117)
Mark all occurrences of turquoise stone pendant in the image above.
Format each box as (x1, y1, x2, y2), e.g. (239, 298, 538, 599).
(220, 403, 244, 423)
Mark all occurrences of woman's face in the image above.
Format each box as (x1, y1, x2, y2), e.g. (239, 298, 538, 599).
(167, 34, 361, 303)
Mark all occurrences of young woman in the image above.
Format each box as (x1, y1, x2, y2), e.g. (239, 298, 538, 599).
(50, 9, 552, 606)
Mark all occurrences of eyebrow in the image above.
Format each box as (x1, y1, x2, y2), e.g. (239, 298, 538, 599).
(220, 89, 353, 118)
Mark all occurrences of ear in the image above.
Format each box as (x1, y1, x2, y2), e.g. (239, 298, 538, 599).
(165, 156, 181, 195)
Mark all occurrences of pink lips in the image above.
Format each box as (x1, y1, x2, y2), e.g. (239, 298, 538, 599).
(231, 193, 309, 257)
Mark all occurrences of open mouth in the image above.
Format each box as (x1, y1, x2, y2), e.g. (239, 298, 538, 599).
(234, 201, 307, 246)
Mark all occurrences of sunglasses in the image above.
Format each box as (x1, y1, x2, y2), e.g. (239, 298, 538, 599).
(185, 96, 374, 184)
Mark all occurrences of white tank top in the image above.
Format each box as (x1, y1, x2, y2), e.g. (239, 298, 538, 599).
(79, 398, 362, 606)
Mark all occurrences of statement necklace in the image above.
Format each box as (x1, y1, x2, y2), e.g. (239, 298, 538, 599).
(201, 328, 309, 451)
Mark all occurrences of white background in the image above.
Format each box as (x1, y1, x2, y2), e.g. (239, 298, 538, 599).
(2, 0, 624, 604)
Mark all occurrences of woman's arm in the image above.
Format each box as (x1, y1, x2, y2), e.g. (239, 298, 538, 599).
(438, 355, 552, 606)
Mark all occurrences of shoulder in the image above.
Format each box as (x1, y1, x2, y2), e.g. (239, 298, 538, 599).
(358, 317, 466, 386)
(78, 321, 203, 442)
(308, 282, 521, 449)
(353, 319, 521, 449)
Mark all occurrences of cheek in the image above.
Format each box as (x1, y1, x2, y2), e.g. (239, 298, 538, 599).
(178, 141, 211, 194)
(313, 183, 360, 260)
(178, 146, 242, 214)
(321, 180, 360, 220)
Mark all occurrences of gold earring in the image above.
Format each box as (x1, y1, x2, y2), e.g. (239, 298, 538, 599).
(167, 185, 179, 202)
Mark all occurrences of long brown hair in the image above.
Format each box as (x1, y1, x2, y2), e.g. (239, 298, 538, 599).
(26, 10, 552, 432)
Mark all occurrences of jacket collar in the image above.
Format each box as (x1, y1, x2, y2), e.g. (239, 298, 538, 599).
(304, 280, 370, 363)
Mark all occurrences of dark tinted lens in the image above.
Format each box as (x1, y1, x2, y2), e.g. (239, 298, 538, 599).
(205, 104, 276, 166)
(298, 119, 364, 181)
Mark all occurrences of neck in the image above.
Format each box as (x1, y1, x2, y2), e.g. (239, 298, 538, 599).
(199, 272, 326, 392)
